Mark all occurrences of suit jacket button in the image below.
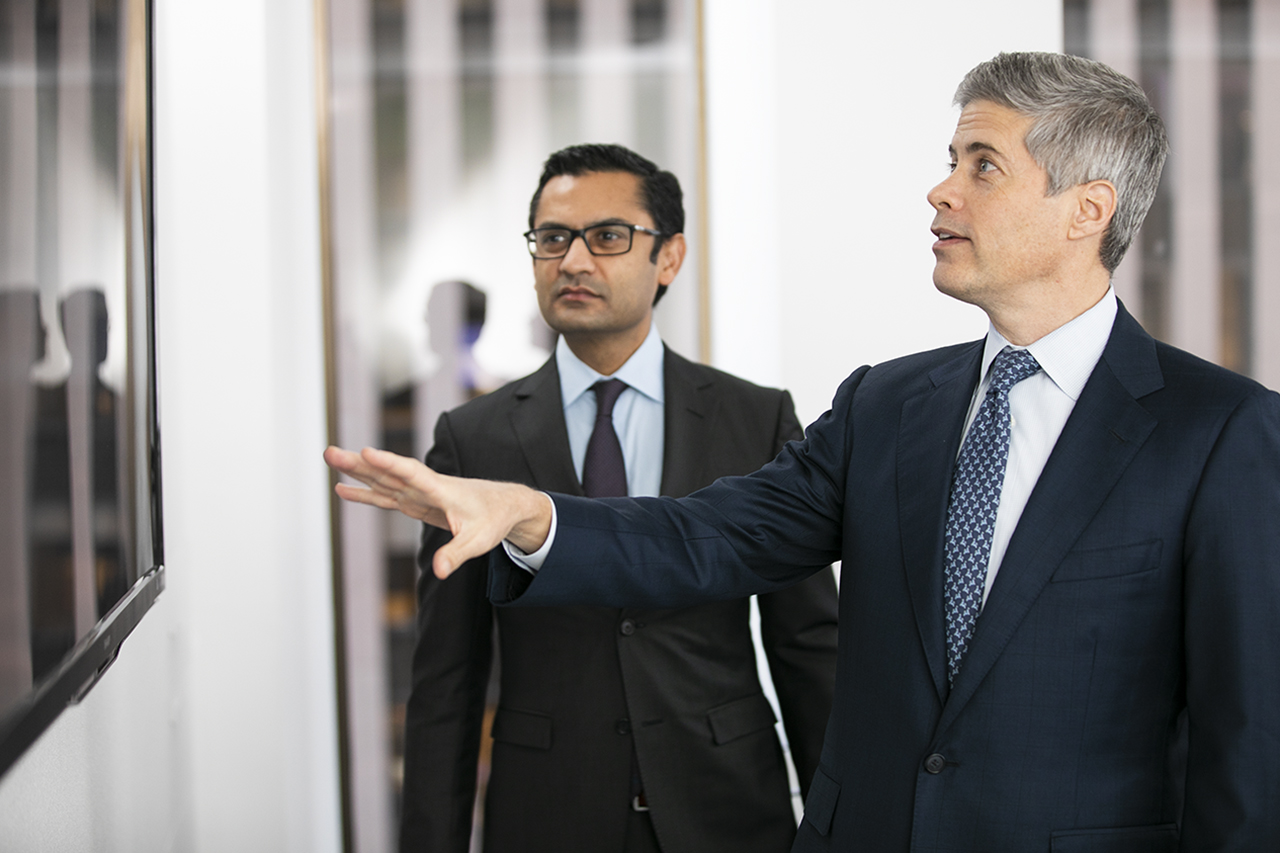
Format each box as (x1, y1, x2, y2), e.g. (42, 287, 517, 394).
(924, 753, 946, 774)
(616, 719, 631, 736)
(620, 619, 636, 636)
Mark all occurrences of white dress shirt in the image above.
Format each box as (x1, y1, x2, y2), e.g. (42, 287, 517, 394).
(964, 288, 1117, 605)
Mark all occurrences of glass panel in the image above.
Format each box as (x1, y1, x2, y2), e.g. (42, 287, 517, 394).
(0, 0, 161, 772)
(324, 0, 701, 843)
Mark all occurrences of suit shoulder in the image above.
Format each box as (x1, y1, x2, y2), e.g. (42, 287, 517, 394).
(1155, 340, 1267, 391)
(826, 340, 982, 407)
(866, 340, 981, 381)
(1151, 340, 1279, 413)
(664, 348, 791, 406)
(436, 361, 554, 429)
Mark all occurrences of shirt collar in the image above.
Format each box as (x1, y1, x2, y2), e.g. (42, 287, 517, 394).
(556, 323, 666, 410)
(981, 288, 1117, 401)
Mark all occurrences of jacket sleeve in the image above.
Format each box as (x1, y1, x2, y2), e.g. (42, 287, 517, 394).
(1179, 388, 1280, 850)
(399, 413, 493, 853)
(756, 390, 839, 801)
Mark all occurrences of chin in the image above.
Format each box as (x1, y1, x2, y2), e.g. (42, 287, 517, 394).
(932, 273, 983, 308)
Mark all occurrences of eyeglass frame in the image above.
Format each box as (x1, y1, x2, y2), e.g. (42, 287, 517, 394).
(522, 222, 665, 260)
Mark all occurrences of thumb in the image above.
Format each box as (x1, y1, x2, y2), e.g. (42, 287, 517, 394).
(433, 537, 479, 579)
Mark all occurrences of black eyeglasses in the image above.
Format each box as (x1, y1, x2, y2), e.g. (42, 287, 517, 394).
(523, 223, 664, 259)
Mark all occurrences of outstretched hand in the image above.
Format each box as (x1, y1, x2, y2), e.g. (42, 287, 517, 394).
(323, 446, 552, 578)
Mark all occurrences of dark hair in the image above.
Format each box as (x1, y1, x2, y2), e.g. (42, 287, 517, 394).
(528, 143, 684, 305)
(955, 52, 1168, 273)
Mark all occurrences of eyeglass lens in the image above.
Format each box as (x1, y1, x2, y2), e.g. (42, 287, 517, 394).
(529, 225, 634, 257)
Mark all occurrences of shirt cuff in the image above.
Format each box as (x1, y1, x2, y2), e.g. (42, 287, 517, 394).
(501, 492, 557, 574)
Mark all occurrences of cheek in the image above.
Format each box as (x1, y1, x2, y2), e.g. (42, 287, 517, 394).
(533, 267, 557, 298)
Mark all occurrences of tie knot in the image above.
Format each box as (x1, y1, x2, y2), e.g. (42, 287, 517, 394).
(988, 347, 1041, 395)
(592, 379, 628, 419)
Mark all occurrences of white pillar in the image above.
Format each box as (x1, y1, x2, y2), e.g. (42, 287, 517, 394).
(476, 0, 550, 381)
(1168, 0, 1221, 363)
(581, 0, 634, 146)
(649, 0, 703, 362)
(703, 0, 782, 387)
(1255, 0, 1280, 387)
(1089, 0, 1145, 319)
(407, 0, 461, 247)
(328, 0, 394, 849)
(156, 0, 342, 848)
(407, 0, 463, 458)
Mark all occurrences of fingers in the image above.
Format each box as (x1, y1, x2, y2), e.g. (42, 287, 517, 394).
(334, 482, 402, 511)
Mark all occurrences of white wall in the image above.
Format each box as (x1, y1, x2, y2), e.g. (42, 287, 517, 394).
(0, 1, 343, 851)
(705, 0, 1063, 425)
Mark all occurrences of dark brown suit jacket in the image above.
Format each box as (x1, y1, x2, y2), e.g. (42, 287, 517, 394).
(399, 347, 839, 853)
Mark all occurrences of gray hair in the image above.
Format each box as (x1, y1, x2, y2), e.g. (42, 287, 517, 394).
(955, 52, 1168, 273)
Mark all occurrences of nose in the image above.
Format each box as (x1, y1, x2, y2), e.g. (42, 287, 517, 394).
(558, 233, 596, 273)
(927, 172, 957, 211)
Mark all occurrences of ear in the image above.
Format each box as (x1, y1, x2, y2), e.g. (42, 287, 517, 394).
(656, 232, 687, 286)
(1068, 179, 1117, 241)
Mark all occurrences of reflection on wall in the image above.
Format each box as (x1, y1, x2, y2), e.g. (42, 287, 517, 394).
(326, 0, 701, 848)
(0, 0, 137, 721)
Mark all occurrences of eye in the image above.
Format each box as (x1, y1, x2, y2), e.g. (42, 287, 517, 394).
(538, 231, 567, 247)
(977, 159, 996, 173)
(947, 161, 958, 173)
(595, 229, 623, 243)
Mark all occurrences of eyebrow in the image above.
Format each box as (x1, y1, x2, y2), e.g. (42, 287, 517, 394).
(535, 216, 633, 229)
(948, 141, 1004, 159)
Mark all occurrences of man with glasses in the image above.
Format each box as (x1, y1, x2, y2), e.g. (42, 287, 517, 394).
(398, 144, 839, 853)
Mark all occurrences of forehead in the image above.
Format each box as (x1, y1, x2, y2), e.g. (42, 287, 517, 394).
(534, 171, 649, 226)
(950, 100, 1036, 158)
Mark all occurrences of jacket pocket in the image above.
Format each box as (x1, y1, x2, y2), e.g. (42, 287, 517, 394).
(491, 707, 552, 750)
(706, 693, 777, 745)
(1050, 540, 1162, 583)
(802, 766, 840, 837)
(1050, 823, 1178, 852)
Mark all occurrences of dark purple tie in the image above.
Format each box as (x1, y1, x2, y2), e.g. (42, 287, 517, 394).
(582, 379, 628, 497)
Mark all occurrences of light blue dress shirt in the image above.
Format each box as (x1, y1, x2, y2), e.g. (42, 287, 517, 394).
(556, 323, 666, 499)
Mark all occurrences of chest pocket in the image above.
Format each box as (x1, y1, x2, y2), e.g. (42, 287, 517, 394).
(1050, 540, 1162, 584)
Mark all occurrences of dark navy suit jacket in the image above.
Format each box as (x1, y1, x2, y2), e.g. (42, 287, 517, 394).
(490, 305, 1280, 852)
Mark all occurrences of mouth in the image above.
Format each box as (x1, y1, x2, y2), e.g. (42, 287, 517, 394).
(931, 225, 969, 248)
(554, 283, 604, 303)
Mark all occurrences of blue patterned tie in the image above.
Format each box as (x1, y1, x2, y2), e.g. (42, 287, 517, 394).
(582, 379, 629, 497)
(944, 346, 1041, 683)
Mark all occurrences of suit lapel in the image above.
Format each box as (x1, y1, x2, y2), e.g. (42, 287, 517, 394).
(939, 306, 1163, 731)
(510, 356, 585, 496)
(898, 342, 984, 704)
(659, 347, 716, 498)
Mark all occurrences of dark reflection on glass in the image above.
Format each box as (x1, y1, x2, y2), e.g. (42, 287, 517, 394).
(1139, 0, 1173, 341)
(460, 0, 494, 177)
(1218, 0, 1252, 375)
(0, 0, 150, 729)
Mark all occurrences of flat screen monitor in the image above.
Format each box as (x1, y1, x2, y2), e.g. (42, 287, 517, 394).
(0, 0, 163, 778)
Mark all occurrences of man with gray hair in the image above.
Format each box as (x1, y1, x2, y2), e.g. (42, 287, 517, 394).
(328, 52, 1280, 851)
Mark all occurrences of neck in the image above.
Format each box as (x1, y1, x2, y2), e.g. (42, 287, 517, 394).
(986, 269, 1111, 346)
(563, 322, 651, 376)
